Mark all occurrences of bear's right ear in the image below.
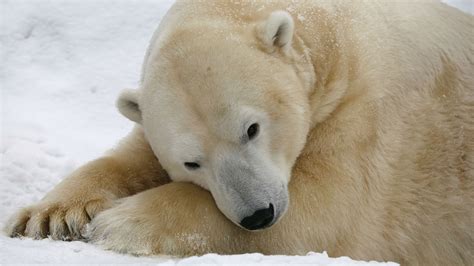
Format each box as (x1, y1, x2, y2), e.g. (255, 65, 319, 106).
(116, 89, 142, 124)
(256, 11, 295, 55)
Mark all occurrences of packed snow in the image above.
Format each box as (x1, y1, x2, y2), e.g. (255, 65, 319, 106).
(0, 0, 471, 264)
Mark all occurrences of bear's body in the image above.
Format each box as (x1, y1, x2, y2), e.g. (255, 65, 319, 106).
(6, 1, 474, 265)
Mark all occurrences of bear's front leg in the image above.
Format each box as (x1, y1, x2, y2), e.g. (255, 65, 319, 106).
(85, 182, 293, 256)
(4, 127, 169, 240)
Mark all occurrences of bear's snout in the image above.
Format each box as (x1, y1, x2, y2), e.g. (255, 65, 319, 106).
(240, 203, 275, 230)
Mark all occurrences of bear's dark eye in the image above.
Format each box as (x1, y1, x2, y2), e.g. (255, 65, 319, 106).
(184, 162, 200, 170)
(247, 123, 260, 140)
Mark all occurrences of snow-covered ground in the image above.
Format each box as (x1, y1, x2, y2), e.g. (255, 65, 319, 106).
(0, 0, 471, 264)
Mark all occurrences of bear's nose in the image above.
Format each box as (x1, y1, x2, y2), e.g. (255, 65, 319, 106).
(240, 203, 274, 230)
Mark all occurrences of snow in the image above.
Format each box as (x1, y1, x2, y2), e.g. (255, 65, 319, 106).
(444, 0, 474, 13)
(0, 0, 470, 264)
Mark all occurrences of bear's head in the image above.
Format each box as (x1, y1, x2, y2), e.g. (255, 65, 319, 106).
(117, 11, 314, 230)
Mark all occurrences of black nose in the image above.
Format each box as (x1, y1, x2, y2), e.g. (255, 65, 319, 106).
(240, 203, 274, 230)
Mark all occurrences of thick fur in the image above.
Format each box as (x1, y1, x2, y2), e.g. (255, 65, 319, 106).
(5, 1, 473, 265)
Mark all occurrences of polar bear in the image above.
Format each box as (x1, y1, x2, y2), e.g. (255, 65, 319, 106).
(5, 0, 474, 264)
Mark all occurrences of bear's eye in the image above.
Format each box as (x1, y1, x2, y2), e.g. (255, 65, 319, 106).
(184, 162, 200, 170)
(247, 123, 260, 140)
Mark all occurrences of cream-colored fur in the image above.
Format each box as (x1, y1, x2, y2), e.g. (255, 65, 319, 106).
(5, 1, 473, 265)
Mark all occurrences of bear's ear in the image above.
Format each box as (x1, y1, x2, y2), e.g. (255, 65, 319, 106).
(256, 11, 294, 54)
(116, 89, 142, 124)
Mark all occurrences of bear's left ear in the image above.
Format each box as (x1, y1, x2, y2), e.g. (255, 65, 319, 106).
(256, 11, 294, 55)
(116, 89, 142, 124)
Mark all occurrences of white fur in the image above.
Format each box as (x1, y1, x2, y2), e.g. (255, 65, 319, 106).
(116, 89, 142, 124)
(257, 11, 294, 54)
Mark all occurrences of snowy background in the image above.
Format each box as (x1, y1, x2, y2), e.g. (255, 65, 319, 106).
(0, 0, 472, 264)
